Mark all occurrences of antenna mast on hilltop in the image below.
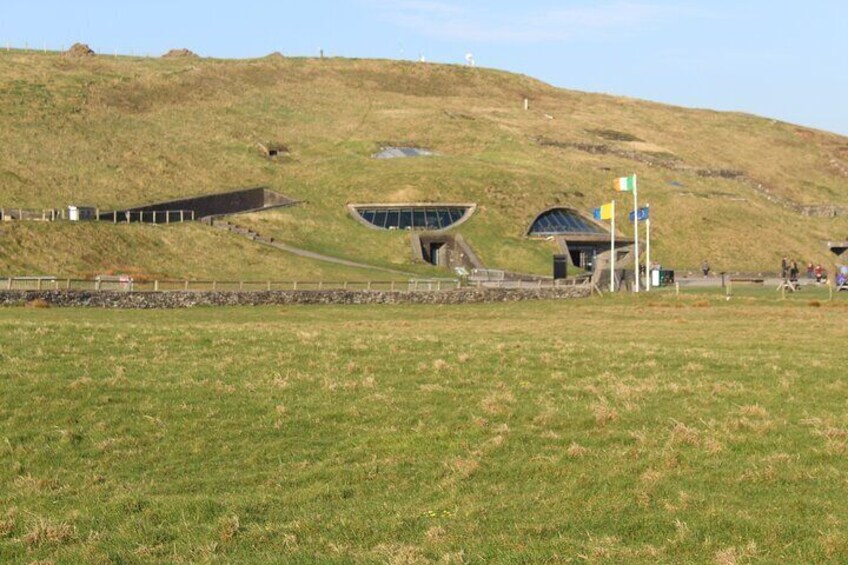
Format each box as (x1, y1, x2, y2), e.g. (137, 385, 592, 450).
(465, 53, 475, 67)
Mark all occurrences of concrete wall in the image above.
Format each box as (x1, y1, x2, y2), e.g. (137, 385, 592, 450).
(103, 188, 296, 220)
(1, 287, 591, 309)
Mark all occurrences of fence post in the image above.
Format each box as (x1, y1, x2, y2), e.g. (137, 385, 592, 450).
(65, 278, 70, 290)
(437, 280, 441, 291)
(267, 281, 271, 291)
(37, 278, 42, 291)
(367, 281, 372, 291)
(343, 281, 348, 290)
(180, 211, 184, 223)
(293, 281, 298, 291)
(95, 279, 101, 291)
(239, 281, 244, 291)
(212, 280, 217, 291)
(153, 211, 157, 224)
(318, 281, 323, 291)
(154, 280, 159, 292)
(7, 278, 12, 290)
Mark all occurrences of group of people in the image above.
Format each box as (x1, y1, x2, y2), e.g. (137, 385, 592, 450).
(697, 258, 843, 286)
(782, 257, 826, 283)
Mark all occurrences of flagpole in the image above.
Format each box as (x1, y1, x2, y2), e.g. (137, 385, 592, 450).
(633, 175, 640, 292)
(645, 203, 651, 291)
(610, 200, 616, 293)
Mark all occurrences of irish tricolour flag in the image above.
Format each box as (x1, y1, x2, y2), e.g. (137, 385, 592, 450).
(614, 174, 637, 192)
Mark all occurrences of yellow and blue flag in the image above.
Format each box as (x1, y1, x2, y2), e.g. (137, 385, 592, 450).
(593, 202, 614, 221)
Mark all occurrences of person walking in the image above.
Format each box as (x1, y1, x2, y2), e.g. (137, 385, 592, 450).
(790, 260, 799, 281)
(815, 264, 823, 283)
(701, 260, 710, 278)
(781, 257, 788, 279)
(807, 262, 815, 280)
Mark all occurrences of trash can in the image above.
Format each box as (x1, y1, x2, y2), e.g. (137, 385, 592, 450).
(651, 269, 661, 287)
(553, 255, 568, 280)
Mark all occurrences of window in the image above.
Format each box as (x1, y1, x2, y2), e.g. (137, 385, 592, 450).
(529, 208, 607, 236)
(352, 205, 473, 231)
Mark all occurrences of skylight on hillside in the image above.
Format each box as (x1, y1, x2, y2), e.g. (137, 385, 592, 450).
(373, 147, 434, 159)
(528, 208, 607, 236)
(350, 204, 473, 230)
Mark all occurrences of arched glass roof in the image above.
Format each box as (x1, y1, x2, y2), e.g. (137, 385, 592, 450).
(351, 205, 472, 231)
(529, 208, 607, 236)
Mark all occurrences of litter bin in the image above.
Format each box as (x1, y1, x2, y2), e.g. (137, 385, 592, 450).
(553, 255, 568, 280)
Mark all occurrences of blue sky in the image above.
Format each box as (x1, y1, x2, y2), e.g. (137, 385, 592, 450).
(2, 1, 846, 135)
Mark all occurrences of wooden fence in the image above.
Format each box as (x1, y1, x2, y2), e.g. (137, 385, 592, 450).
(0, 277, 588, 293)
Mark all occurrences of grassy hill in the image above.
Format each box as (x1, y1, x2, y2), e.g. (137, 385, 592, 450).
(2, 49, 847, 277)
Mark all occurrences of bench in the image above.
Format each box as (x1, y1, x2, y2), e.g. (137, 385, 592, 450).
(776, 279, 800, 292)
(730, 277, 764, 284)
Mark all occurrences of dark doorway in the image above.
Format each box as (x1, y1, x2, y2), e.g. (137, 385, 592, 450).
(569, 246, 598, 272)
(425, 242, 446, 266)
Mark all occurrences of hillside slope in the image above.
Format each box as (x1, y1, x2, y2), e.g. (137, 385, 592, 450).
(1, 49, 847, 275)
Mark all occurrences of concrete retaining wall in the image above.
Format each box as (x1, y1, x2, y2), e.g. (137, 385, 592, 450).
(103, 187, 297, 220)
(1, 287, 591, 309)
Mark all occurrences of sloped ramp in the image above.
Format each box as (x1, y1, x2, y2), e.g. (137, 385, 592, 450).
(101, 187, 298, 223)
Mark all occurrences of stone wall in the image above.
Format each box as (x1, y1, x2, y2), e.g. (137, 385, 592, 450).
(0, 286, 591, 309)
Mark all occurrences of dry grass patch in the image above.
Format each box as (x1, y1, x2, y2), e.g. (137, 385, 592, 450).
(591, 400, 619, 427)
(22, 517, 75, 547)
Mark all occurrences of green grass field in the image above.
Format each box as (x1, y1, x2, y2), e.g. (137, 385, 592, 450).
(2, 290, 848, 563)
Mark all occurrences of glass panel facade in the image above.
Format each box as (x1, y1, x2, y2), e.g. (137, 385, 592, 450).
(529, 208, 607, 236)
(355, 206, 470, 230)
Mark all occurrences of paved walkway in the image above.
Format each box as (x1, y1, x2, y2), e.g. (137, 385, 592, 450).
(208, 219, 423, 277)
